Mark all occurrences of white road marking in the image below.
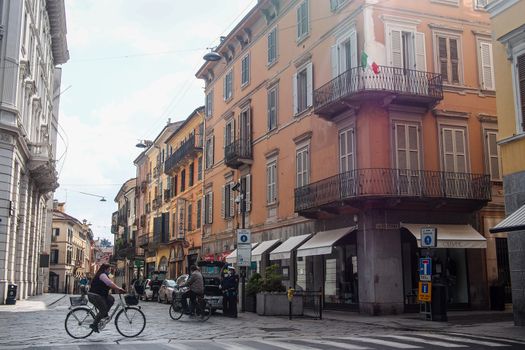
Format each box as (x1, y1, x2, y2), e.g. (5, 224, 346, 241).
(257, 339, 325, 350)
(300, 338, 372, 349)
(336, 336, 422, 349)
(380, 335, 467, 347)
(418, 333, 510, 347)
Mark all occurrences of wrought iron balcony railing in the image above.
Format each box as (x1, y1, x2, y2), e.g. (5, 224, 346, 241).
(224, 137, 252, 169)
(139, 234, 149, 248)
(294, 168, 491, 213)
(164, 134, 203, 174)
(314, 66, 443, 117)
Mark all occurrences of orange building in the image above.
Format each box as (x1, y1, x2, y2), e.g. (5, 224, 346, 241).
(196, 0, 505, 314)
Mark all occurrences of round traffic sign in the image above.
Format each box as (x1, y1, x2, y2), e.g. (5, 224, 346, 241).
(424, 236, 432, 245)
(240, 234, 248, 243)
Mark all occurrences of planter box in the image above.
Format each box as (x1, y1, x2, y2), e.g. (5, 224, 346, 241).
(256, 292, 303, 316)
(245, 294, 257, 313)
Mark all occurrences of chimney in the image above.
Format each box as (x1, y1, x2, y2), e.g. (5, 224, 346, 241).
(56, 202, 66, 213)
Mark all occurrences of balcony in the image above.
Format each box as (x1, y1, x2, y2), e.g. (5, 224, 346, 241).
(164, 134, 203, 174)
(314, 66, 443, 120)
(27, 142, 59, 193)
(224, 137, 252, 169)
(294, 168, 491, 219)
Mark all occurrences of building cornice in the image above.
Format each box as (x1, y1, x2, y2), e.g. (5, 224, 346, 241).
(46, 0, 69, 64)
(486, 0, 520, 18)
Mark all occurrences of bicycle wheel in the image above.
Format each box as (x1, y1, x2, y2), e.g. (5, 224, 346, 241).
(64, 307, 95, 339)
(197, 301, 211, 322)
(169, 301, 184, 320)
(115, 306, 146, 337)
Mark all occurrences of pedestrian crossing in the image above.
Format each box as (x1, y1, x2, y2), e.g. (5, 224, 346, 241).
(159, 333, 525, 350)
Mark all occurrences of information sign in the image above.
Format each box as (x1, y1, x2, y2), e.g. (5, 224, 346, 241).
(419, 257, 432, 282)
(421, 227, 437, 248)
(237, 229, 251, 244)
(236, 244, 252, 267)
(418, 281, 432, 302)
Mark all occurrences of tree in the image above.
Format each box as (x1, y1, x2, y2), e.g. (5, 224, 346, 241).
(100, 238, 112, 248)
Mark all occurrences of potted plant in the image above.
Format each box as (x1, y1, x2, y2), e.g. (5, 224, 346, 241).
(256, 264, 303, 316)
(245, 272, 262, 312)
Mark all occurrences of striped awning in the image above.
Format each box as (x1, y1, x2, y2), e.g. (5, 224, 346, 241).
(490, 204, 525, 233)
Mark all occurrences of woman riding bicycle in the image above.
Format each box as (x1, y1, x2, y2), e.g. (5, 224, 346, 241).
(88, 263, 125, 333)
(180, 265, 204, 315)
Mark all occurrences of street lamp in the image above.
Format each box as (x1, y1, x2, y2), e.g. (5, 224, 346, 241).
(232, 179, 247, 312)
(135, 140, 153, 148)
(77, 191, 107, 202)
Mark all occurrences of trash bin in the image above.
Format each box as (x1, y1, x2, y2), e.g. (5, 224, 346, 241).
(490, 285, 505, 311)
(431, 283, 447, 322)
(5, 284, 17, 305)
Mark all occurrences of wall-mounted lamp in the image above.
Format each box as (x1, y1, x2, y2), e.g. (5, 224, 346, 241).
(135, 140, 153, 148)
(203, 47, 223, 62)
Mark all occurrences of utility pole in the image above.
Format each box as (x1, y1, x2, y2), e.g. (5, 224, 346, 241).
(240, 179, 247, 312)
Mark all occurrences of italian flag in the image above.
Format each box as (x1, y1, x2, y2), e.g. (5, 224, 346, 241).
(361, 51, 380, 74)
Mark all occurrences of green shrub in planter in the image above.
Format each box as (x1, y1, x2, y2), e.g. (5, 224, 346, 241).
(261, 264, 286, 293)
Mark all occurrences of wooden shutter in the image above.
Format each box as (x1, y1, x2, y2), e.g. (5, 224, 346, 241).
(442, 127, 467, 172)
(339, 128, 354, 172)
(208, 192, 213, 224)
(395, 123, 420, 170)
(450, 38, 459, 83)
(229, 182, 235, 218)
(486, 131, 501, 180)
(306, 62, 313, 108)
(390, 29, 403, 68)
(415, 32, 426, 71)
(350, 30, 358, 69)
(221, 185, 226, 218)
(331, 45, 338, 78)
(245, 174, 252, 212)
(438, 37, 449, 82)
(519, 54, 525, 131)
(480, 42, 495, 90)
(292, 72, 298, 114)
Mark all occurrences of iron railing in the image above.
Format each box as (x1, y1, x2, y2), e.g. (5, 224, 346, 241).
(139, 234, 149, 247)
(295, 168, 491, 212)
(224, 137, 252, 167)
(314, 66, 443, 112)
(164, 134, 202, 174)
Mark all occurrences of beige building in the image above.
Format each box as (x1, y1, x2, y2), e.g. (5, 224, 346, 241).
(487, 0, 525, 327)
(49, 202, 91, 294)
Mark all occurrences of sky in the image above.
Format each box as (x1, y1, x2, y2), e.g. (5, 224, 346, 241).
(55, 0, 257, 242)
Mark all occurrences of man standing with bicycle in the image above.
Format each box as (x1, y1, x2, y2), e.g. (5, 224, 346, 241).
(181, 265, 204, 316)
(88, 263, 125, 333)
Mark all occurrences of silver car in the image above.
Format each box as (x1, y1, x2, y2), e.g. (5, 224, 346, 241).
(158, 279, 176, 303)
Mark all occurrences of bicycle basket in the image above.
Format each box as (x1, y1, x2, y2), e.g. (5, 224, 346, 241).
(124, 294, 139, 306)
(69, 296, 87, 306)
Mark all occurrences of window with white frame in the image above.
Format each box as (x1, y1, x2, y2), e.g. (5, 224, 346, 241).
(484, 129, 502, 181)
(221, 182, 235, 219)
(441, 125, 468, 173)
(268, 27, 277, 65)
(339, 128, 355, 173)
(330, 0, 348, 11)
(478, 40, 495, 90)
(224, 119, 234, 148)
(241, 54, 250, 86)
(297, 0, 310, 41)
(293, 62, 313, 115)
(436, 34, 462, 84)
(204, 191, 213, 224)
(266, 159, 277, 204)
(205, 90, 213, 117)
(331, 30, 357, 77)
(387, 25, 426, 71)
(267, 84, 278, 131)
(205, 135, 214, 169)
(223, 69, 233, 101)
(296, 145, 309, 188)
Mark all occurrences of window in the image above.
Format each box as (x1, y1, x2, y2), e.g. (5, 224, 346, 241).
(296, 146, 309, 188)
(241, 54, 250, 86)
(475, 0, 492, 9)
(296, 0, 310, 41)
(197, 156, 203, 181)
(221, 183, 235, 219)
(224, 119, 235, 148)
(50, 249, 59, 264)
(293, 62, 313, 115)
(223, 69, 233, 101)
(331, 31, 357, 77)
(53, 228, 60, 236)
(437, 35, 461, 84)
(205, 90, 213, 117)
(204, 192, 213, 224)
(267, 85, 278, 131)
(172, 175, 178, 196)
(330, 0, 348, 11)
(394, 122, 421, 195)
(205, 135, 214, 169)
(441, 126, 468, 173)
(196, 199, 202, 228)
(517, 54, 525, 132)
(187, 203, 193, 231)
(268, 27, 277, 65)
(477, 40, 495, 90)
(484, 129, 502, 181)
(241, 174, 252, 212)
(266, 159, 277, 204)
(180, 169, 186, 192)
(189, 162, 194, 187)
(387, 26, 426, 71)
(339, 128, 355, 173)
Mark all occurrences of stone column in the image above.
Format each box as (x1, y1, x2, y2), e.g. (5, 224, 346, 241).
(508, 231, 525, 326)
(357, 210, 404, 315)
(15, 174, 30, 299)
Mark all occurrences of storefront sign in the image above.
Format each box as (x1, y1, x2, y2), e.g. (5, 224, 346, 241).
(236, 243, 251, 267)
(419, 257, 432, 282)
(418, 281, 432, 302)
(375, 223, 400, 230)
(421, 227, 437, 248)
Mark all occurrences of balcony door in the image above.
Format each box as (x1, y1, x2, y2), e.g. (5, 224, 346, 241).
(339, 127, 355, 198)
(394, 122, 421, 196)
(240, 108, 251, 157)
(441, 127, 469, 198)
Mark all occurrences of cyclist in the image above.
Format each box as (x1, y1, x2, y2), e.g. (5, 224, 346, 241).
(180, 265, 204, 316)
(88, 263, 125, 333)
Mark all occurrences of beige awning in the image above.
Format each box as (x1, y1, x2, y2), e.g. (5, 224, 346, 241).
(251, 239, 281, 262)
(297, 226, 357, 257)
(401, 223, 487, 249)
(270, 234, 312, 260)
(225, 242, 259, 264)
(490, 204, 525, 233)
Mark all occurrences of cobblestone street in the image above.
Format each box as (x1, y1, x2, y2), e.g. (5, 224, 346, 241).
(1, 294, 524, 349)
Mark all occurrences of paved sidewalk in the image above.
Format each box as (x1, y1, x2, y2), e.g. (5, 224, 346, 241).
(0, 293, 66, 312)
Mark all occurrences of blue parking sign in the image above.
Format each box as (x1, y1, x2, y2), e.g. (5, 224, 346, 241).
(419, 258, 432, 281)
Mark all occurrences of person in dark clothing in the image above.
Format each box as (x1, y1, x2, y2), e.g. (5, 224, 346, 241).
(181, 265, 204, 315)
(220, 267, 239, 317)
(88, 263, 125, 333)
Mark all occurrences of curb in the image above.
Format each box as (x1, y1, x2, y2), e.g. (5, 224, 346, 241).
(47, 294, 67, 307)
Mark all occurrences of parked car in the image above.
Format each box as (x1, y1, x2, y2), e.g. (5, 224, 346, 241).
(158, 279, 176, 303)
(199, 261, 227, 312)
(140, 279, 153, 301)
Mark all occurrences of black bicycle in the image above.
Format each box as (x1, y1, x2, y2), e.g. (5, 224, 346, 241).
(169, 288, 211, 322)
